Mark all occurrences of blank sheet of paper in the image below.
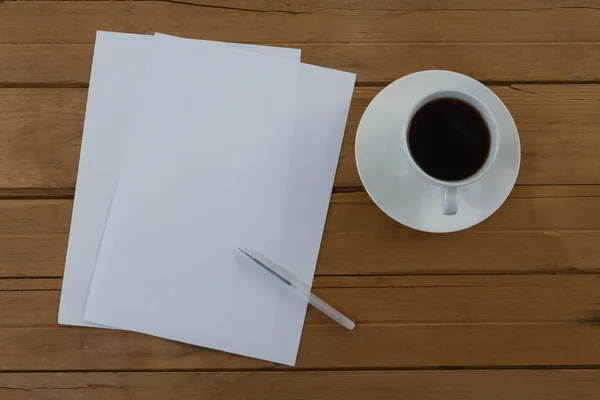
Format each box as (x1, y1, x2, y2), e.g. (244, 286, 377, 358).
(58, 31, 301, 327)
(84, 34, 301, 364)
(84, 34, 355, 365)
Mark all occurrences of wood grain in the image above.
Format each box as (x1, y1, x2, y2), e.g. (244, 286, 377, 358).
(3, 44, 600, 85)
(503, 185, 600, 199)
(1, 323, 600, 370)
(303, 43, 600, 84)
(0, 0, 599, 395)
(325, 195, 600, 232)
(1, 370, 600, 400)
(0, 278, 61, 291)
(3, 193, 600, 277)
(1, 2, 600, 44)
(0, 89, 84, 188)
(8, 226, 599, 277)
(2, 275, 600, 327)
(8, 0, 600, 10)
(2, 86, 600, 190)
(320, 231, 600, 275)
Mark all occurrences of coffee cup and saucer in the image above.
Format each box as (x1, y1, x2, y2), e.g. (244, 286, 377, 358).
(355, 70, 520, 233)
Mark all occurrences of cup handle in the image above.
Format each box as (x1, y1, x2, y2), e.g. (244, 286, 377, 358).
(442, 187, 458, 215)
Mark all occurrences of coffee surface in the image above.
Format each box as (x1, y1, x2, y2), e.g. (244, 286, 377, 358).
(408, 98, 491, 182)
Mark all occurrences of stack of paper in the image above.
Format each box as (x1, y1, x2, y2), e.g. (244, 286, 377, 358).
(58, 31, 356, 366)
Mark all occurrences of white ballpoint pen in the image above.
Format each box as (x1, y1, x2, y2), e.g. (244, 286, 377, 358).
(239, 248, 355, 330)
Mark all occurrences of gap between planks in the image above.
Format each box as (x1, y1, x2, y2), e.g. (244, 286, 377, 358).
(3, 185, 600, 200)
(5, 80, 600, 89)
(4, 366, 600, 373)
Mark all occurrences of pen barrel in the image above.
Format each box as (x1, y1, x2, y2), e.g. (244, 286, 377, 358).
(307, 292, 355, 330)
(241, 249, 355, 331)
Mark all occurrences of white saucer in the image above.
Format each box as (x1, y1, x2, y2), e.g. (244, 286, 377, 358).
(355, 70, 521, 233)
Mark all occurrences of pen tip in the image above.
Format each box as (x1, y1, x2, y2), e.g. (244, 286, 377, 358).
(238, 248, 249, 257)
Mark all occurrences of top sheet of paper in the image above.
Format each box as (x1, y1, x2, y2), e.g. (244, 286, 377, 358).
(84, 34, 356, 365)
(58, 31, 301, 328)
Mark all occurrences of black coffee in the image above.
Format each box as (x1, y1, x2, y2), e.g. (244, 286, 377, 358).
(407, 98, 491, 182)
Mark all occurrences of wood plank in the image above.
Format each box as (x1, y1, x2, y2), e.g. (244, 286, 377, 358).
(2, 275, 600, 371)
(2, 86, 600, 190)
(320, 231, 600, 274)
(337, 84, 600, 186)
(1, 2, 599, 44)
(0, 89, 84, 189)
(12, 228, 600, 276)
(305, 44, 600, 84)
(311, 275, 600, 324)
(0, 236, 66, 277)
(0, 45, 92, 86)
(325, 196, 600, 232)
(1, 323, 600, 370)
(4, 193, 600, 276)
(0, 278, 61, 291)
(9, 0, 600, 10)
(3, 44, 600, 85)
(286, 0, 600, 10)
(3, 275, 600, 327)
(1, 370, 600, 400)
(0, 200, 71, 235)
(0, 291, 60, 328)
(0, 200, 71, 276)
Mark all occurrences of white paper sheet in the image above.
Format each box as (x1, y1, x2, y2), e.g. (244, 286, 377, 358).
(58, 31, 301, 327)
(84, 34, 355, 365)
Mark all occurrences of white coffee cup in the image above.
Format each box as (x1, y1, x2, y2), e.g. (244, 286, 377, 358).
(400, 90, 500, 215)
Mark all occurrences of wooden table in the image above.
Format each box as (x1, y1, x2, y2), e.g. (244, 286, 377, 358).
(2, 0, 600, 398)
